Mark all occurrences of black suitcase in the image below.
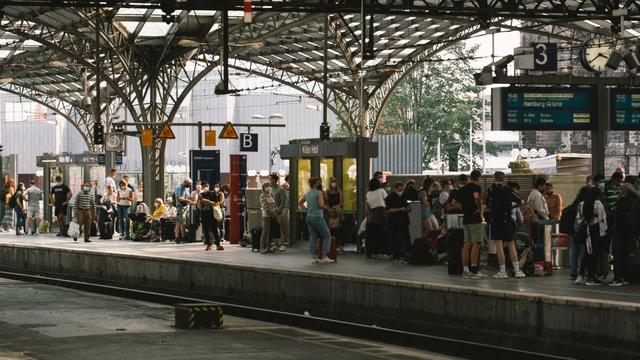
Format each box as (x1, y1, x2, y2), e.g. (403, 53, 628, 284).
(90, 221, 98, 237)
(251, 227, 262, 252)
(447, 229, 464, 275)
(184, 224, 199, 243)
(100, 221, 113, 239)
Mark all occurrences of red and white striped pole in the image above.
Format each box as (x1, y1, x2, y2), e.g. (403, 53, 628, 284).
(243, 0, 252, 24)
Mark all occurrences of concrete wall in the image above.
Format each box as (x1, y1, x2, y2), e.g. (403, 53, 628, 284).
(0, 244, 637, 359)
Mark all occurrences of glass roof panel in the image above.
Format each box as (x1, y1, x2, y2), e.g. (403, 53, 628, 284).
(139, 22, 172, 37)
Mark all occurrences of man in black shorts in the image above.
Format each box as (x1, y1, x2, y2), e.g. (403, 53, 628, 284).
(484, 171, 526, 279)
(50, 176, 73, 236)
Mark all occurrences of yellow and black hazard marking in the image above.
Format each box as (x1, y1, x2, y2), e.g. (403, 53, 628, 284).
(174, 303, 223, 330)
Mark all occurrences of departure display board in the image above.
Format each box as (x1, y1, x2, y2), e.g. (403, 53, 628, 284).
(610, 88, 640, 130)
(495, 87, 597, 131)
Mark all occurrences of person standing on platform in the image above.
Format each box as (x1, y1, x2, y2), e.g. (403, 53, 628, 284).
(199, 181, 224, 252)
(418, 176, 437, 234)
(574, 186, 607, 286)
(174, 178, 193, 244)
(366, 173, 389, 259)
(189, 182, 203, 241)
(568, 187, 590, 281)
(451, 170, 485, 279)
(24, 179, 43, 235)
(386, 182, 411, 264)
(116, 180, 134, 240)
(13, 182, 25, 236)
(74, 182, 96, 243)
(544, 183, 563, 221)
(105, 168, 117, 192)
(484, 172, 526, 279)
(280, 176, 291, 246)
(0, 179, 15, 233)
(324, 176, 344, 253)
(270, 174, 287, 252)
(527, 177, 549, 244)
(259, 182, 277, 254)
(299, 177, 334, 264)
(610, 183, 639, 286)
(50, 176, 72, 236)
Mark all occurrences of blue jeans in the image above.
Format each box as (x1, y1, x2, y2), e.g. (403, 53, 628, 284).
(117, 205, 130, 237)
(306, 215, 331, 256)
(14, 208, 24, 233)
(570, 235, 585, 275)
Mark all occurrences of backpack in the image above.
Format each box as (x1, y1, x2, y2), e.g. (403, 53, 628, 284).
(559, 204, 578, 234)
(8, 192, 17, 209)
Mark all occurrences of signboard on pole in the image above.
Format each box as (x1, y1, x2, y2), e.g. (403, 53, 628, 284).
(219, 121, 239, 139)
(105, 133, 125, 152)
(141, 129, 153, 146)
(205, 130, 217, 146)
(158, 123, 176, 139)
(239, 133, 258, 152)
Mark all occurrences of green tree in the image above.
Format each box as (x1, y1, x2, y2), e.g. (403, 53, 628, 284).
(379, 42, 495, 171)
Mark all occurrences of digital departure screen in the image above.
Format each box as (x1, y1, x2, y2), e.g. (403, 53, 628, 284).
(610, 88, 640, 130)
(498, 87, 596, 130)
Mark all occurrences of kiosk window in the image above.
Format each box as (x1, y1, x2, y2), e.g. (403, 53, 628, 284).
(298, 159, 311, 210)
(320, 159, 334, 191)
(342, 158, 357, 212)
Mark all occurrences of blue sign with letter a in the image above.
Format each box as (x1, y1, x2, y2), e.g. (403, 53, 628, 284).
(240, 133, 258, 152)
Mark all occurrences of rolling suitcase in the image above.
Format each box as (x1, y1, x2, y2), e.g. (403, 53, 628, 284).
(100, 221, 113, 240)
(251, 227, 262, 252)
(447, 229, 464, 275)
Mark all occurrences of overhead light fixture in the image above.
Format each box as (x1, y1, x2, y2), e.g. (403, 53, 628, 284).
(232, 42, 264, 49)
(473, 65, 493, 85)
(0, 77, 13, 84)
(606, 49, 625, 70)
(494, 55, 514, 75)
(176, 39, 201, 48)
(49, 60, 67, 68)
(269, 113, 284, 120)
(624, 50, 640, 71)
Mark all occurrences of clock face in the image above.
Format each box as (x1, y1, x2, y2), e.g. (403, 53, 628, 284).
(581, 37, 614, 73)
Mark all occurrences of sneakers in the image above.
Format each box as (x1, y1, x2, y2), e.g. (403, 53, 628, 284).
(471, 272, 487, 279)
(493, 272, 508, 280)
(514, 271, 526, 279)
(216, 245, 224, 251)
(609, 280, 624, 287)
(205, 245, 212, 251)
(574, 275, 585, 285)
(278, 245, 286, 252)
(585, 278, 602, 286)
(320, 256, 336, 264)
(462, 272, 473, 279)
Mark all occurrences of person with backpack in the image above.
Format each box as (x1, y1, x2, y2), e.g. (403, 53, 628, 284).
(12, 182, 26, 236)
(574, 186, 608, 286)
(50, 176, 72, 237)
(484, 172, 526, 279)
(0, 179, 15, 232)
(562, 187, 589, 280)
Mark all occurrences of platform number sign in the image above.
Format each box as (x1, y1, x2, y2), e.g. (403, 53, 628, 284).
(532, 43, 557, 71)
(240, 133, 258, 152)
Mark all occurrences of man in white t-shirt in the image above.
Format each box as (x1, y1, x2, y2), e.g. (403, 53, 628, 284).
(105, 168, 117, 192)
(24, 180, 43, 235)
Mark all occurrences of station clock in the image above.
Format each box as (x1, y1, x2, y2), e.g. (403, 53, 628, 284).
(580, 37, 614, 73)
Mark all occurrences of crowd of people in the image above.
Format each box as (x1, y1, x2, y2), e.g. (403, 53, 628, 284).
(362, 167, 640, 285)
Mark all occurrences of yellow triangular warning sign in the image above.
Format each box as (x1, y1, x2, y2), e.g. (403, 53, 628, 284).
(157, 122, 175, 139)
(219, 121, 239, 139)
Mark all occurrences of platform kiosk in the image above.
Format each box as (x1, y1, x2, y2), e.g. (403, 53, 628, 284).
(280, 137, 378, 246)
(37, 153, 110, 226)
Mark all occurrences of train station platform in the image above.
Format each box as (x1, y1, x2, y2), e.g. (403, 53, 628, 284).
(0, 233, 637, 359)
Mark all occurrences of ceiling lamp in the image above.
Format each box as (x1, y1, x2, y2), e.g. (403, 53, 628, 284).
(606, 49, 625, 70)
(177, 39, 201, 48)
(49, 60, 67, 68)
(0, 77, 13, 84)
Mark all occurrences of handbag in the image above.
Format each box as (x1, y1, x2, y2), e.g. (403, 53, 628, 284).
(67, 221, 80, 240)
(213, 204, 223, 222)
(328, 205, 343, 229)
(368, 206, 387, 226)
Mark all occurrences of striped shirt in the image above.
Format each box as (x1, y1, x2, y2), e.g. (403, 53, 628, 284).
(74, 192, 95, 211)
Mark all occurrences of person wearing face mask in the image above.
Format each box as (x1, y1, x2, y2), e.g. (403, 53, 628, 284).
(116, 180, 134, 240)
(174, 178, 194, 244)
(189, 182, 203, 241)
(74, 182, 96, 243)
(144, 198, 165, 242)
(221, 184, 231, 241)
(269, 174, 286, 252)
(324, 177, 344, 253)
(212, 184, 226, 242)
(386, 182, 411, 264)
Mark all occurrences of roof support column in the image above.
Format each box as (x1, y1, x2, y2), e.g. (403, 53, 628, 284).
(592, 84, 606, 176)
(141, 71, 165, 208)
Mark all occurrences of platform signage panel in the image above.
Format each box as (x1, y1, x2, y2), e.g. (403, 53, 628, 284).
(239, 133, 258, 152)
(610, 88, 640, 130)
(493, 87, 596, 131)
